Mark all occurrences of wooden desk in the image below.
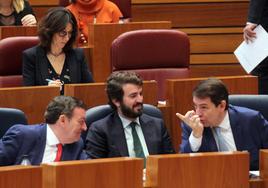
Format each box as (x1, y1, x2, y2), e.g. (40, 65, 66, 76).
(0, 26, 37, 40)
(87, 21, 172, 82)
(42, 157, 143, 188)
(64, 80, 158, 107)
(0, 86, 59, 124)
(165, 75, 258, 151)
(0, 165, 42, 188)
(145, 152, 249, 188)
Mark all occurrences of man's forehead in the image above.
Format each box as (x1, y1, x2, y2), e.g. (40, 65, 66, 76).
(193, 96, 212, 105)
(122, 83, 142, 92)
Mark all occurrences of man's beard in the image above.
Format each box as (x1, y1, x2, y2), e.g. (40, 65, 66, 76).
(120, 102, 143, 119)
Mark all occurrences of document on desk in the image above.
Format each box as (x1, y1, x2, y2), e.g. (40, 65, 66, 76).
(234, 25, 268, 73)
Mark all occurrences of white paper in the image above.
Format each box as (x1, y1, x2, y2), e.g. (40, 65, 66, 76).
(234, 25, 268, 73)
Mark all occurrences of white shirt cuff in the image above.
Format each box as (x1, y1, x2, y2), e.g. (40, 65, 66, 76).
(189, 132, 202, 152)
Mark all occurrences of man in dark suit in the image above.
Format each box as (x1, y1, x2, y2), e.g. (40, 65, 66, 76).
(243, 0, 268, 94)
(85, 71, 174, 160)
(0, 96, 88, 166)
(177, 78, 268, 170)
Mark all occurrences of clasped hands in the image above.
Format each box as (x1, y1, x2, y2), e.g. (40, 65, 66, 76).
(176, 110, 204, 138)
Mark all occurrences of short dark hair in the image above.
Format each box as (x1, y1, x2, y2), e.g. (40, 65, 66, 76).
(106, 71, 143, 110)
(44, 96, 87, 124)
(38, 7, 78, 52)
(193, 78, 229, 110)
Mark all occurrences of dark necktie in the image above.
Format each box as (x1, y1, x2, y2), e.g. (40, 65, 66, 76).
(54, 144, 63, 162)
(129, 122, 146, 167)
(214, 127, 228, 151)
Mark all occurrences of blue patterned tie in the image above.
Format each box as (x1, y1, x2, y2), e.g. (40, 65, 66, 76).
(214, 127, 228, 151)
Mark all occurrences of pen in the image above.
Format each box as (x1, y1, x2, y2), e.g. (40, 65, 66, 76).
(45, 79, 53, 82)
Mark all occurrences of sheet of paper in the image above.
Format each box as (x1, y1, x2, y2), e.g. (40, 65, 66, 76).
(234, 25, 268, 73)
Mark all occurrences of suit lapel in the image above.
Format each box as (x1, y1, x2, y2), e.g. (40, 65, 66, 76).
(36, 46, 49, 84)
(228, 106, 243, 150)
(110, 113, 129, 156)
(29, 125, 47, 164)
(66, 51, 78, 83)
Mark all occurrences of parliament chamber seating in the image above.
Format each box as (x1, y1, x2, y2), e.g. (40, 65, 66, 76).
(0, 36, 39, 87)
(111, 29, 190, 100)
(59, 0, 131, 18)
(0, 108, 28, 138)
(229, 94, 268, 120)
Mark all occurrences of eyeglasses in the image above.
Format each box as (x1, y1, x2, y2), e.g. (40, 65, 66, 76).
(58, 30, 72, 38)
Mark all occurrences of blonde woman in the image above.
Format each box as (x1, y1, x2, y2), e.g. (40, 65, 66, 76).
(0, 0, 36, 26)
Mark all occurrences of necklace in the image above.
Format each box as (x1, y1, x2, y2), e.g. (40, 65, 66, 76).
(49, 51, 63, 57)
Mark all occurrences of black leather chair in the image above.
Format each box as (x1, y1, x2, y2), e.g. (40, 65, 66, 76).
(0, 108, 27, 138)
(229, 94, 268, 120)
(82, 104, 162, 141)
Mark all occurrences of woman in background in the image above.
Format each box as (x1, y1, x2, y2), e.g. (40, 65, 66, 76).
(67, 0, 122, 45)
(22, 7, 94, 94)
(0, 0, 36, 26)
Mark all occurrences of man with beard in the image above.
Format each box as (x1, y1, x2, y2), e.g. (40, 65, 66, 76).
(176, 78, 268, 170)
(85, 71, 174, 161)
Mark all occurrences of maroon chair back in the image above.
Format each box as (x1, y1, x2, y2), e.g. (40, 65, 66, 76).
(59, 0, 131, 18)
(0, 36, 39, 87)
(111, 29, 190, 101)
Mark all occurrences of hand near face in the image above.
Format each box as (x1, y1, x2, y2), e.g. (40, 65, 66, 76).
(243, 23, 257, 44)
(176, 110, 204, 138)
(21, 14, 37, 26)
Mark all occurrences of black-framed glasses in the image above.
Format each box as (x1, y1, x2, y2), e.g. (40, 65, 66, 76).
(58, 30, 72, 38)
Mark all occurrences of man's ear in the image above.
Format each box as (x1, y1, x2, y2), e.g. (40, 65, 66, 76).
(58, 114, 67, 125)
(112, 99, 120, 108)
(219, 100, 227, 111)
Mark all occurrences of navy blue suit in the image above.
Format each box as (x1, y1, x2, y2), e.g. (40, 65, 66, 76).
(0, 124, 88, 166)
(86, 112, 175, 158)
(180, 105, 268, 170)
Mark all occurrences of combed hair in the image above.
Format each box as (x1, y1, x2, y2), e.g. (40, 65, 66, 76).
(106, 71, 143, 110)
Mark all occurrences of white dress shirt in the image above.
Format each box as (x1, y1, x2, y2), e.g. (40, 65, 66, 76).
(118, 114, 149, 157)
(41, 124, 61, 163)
(189, 112, 237, 152)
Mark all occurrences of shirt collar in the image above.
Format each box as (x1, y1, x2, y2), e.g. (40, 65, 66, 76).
(46, 124, 61, 146)
(118, 113, 140, 129)
(217, 111, 231, 131)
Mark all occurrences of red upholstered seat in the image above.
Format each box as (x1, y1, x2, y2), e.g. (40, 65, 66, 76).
(111, 29, 190, 101)
(59, 0, 131, 18)
(0, 36, 39, 87)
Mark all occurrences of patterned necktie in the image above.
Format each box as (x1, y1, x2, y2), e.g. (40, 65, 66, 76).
(54, 144, 63, 162)
(214, 127, 228, 151)
(129, 122, 146, 167)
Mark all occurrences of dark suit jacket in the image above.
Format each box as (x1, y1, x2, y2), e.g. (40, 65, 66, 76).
(248, 0, 268, 30)
(180, 105, 268, 170)
(0, 124, 88, 166)
(86, 112, 175, 158)
(22, 45, 94, 86)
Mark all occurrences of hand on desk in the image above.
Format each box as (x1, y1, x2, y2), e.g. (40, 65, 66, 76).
(176, 110, 204, 138)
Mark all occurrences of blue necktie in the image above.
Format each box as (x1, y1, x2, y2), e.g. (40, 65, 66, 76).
(214, 127, 228, 151)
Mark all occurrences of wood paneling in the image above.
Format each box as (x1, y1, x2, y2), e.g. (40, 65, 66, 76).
(145, 152, 249, 188)
(0, 166, 42, 188)
(0, 26, 37, 39)
(42, 157, 143, 188)
(64, 80, 158, 107)
(0, 86, 60, 124)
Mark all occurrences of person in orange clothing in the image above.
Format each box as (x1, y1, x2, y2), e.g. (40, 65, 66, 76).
(67, 0, 122, 45)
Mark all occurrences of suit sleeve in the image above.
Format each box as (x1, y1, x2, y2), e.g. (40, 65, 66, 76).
(160, 120, 175, 154)
(0, 125, 23, 166)
(76, 48, 94, 83)
(22, 49, 36, 86)
(180, 122, 194, 153)
(85, 123, 108, 158)
(248, 0, 266, 24)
